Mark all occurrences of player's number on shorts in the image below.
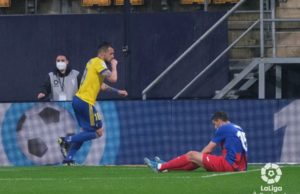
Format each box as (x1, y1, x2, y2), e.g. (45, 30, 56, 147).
(237, 131, 248, 152)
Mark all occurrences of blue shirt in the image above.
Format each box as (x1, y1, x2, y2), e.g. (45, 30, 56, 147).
(212, 122, 248, 165)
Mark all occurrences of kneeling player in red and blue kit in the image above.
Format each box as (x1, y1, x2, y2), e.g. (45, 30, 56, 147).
(144, 111, 248, 172)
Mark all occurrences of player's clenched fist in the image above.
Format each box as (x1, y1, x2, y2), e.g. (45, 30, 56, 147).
(110, 59, 118, 68)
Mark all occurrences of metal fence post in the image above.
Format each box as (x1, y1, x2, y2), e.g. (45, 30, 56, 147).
(270, 0, 282, 99)
(259, 0, 266, 99)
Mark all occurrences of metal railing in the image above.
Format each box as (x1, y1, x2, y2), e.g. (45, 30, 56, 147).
(142, 0, 247, 100)
(143, 0, 300, 100)
(215, 0, 300, 99)
(173, 19, 260, 99)
(214, 57, 300, 99)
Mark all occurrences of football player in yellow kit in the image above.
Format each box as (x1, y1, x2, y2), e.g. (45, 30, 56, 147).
(58, 42, 127, 165)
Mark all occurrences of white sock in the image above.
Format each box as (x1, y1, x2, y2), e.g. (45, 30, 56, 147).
(157, 163, 162, 170)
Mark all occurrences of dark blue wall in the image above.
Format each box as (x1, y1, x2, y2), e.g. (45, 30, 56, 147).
(1, 99, 296, 166)
(114, 100, 287, 164)
(0, 14, 125, 101)
(0, 12, 228, 102)
(129, 12, 228, 99)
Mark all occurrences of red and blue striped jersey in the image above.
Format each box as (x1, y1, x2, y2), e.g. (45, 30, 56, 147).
(212, 122, 248, 170)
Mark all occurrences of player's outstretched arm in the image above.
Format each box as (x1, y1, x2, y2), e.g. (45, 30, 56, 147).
(101, 83, 128, 97)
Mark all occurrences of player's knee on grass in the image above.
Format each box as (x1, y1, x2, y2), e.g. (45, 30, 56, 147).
(96, 128, 104, 137)
(186, 151, 203, 166)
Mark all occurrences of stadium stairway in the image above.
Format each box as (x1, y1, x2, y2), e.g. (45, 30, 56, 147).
(216, 11, 265, 99)
(217, 0, 300, 99)
(276, 0, 300, 57)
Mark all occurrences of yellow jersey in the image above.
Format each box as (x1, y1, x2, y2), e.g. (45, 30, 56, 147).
(76, 57, 108, 105)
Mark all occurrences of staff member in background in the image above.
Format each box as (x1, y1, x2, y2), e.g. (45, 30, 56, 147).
(37, 55, 80, 101)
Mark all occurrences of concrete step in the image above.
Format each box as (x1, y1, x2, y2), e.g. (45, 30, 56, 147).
(228, 31, 300, 58)
(230, 48, 291, 58)
(276, 7, 300, 18)
(229, 12, 260, 21)
(276, 31, 300, 45)
(228, 30, 275, 46)
(269, 46, 300, 57)
(229, 47, 260, 59)
(279, 0, 300, 8)
(230, 46, 300, 59)
(233, 72, 256, 80)
(276, 22, 300, 30)
(229, 59, 252, 71)
(228, 30, 260, 46)
(228, 20, 261, 30)
(229, 18, 300, 31)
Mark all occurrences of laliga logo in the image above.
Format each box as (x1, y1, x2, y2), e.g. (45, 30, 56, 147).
(260, 163, 283, 193)
(261, 163, 282, 184)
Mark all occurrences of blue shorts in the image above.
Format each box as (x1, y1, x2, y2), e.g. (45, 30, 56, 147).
(72, 96, 102, 131)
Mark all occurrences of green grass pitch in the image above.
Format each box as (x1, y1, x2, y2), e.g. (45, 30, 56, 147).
(0, 165, 299, 194)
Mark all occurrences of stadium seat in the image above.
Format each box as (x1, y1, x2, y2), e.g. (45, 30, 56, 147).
(180, 0, 211, 5)
(114, 0, 144, 6)
(213, 0, 239, 4)
(81, 0, 112, 6)
(0, 0, 10, 7)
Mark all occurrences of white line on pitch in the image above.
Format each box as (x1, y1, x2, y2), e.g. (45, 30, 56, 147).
(0, 176, 204, 181)
(201, 168, 261, 178)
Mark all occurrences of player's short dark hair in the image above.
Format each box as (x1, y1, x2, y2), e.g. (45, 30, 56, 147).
(97, 41, 113, 53)
(211, 111, 229, 121)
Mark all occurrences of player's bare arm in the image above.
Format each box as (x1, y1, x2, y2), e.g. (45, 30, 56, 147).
(201, 141, 217, 154)
(101, 83, 128, 97)
(102, 59, 118, 83)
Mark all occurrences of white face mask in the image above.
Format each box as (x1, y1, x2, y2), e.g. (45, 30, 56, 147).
(56, 62, 67, 71)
